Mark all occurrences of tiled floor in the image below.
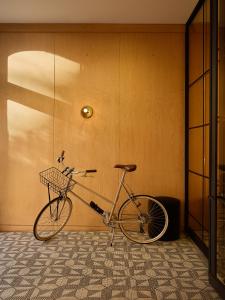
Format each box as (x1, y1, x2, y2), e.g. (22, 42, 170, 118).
(0, 231, 222, 299)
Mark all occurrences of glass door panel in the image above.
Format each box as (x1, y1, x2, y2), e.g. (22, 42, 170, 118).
(203, 178, 209, 245)
(188, 172, 203, 239)
(204, 125, 210, 177)
(189, 127, 203, 174)
(187, 0, 210, 252)
(204, 72, 210, 124)
(189, 79, 204, 127)
(189, 6, 203, 84)
(204, 0, 210, 72)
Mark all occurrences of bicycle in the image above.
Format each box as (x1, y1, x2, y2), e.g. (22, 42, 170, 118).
(33, 151, 169, 245)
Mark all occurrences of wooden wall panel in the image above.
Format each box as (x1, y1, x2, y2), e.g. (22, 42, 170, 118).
(0, 28, 185, 232)
(54, 33, 120, 229)
(119, 33, 184, 195)
(119, 33, 184, 225)
(0, 33, 54, 230)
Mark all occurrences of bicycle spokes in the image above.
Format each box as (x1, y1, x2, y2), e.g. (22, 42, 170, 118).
(118, 196, 168, 243)
(33, 197, 72, 241)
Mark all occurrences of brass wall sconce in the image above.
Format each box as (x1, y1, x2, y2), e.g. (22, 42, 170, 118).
(81, 105, 93, 118)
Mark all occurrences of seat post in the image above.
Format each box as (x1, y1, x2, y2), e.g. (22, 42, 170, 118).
(108, 170, 126, 222)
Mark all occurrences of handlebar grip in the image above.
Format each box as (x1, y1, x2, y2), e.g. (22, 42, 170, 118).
(66, 167, 74, 176)
(62, 167, 69, 174)
(86, 169, 97, 173)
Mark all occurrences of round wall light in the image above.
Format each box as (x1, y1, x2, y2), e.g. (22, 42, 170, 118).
(81, 105, 93, 119)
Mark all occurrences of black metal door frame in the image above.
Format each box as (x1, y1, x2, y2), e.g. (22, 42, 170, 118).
(185, 0, 225, 299)
(185, 0, 208, 256)
(209, 0, 225, 297)
(186, 0, 225, 297)
(209, 0, 217, 279)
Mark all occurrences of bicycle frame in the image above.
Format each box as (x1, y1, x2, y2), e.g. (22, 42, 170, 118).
(63, 169, 134, 225)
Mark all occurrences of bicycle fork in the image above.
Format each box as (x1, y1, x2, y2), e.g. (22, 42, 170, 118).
(48, 196, 66, 221)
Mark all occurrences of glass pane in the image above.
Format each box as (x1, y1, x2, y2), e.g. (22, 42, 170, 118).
(204, 72, 210, 124)
(189, 127, 203, 174)
(189, 215, 202, 240)
(204, 0, 210, 71)
(203, 178, 209, 245)
(189, 172, 203, 230)
(189, 79, 203, 127)
(204, 125, 209, 177)
(189, 6, 204, 84)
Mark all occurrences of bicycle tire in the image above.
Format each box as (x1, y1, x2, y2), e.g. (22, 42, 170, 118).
(118, 195, 168, 244)
(33, 197, 72, 241)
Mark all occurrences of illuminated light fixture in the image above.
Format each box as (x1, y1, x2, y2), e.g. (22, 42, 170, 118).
(81, 105, 93, 118)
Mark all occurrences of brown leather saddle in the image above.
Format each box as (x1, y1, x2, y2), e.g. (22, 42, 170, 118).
(114, 164, 137, 172)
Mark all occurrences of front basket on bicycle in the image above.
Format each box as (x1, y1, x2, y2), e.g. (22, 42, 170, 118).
(39, 167, 75, 195)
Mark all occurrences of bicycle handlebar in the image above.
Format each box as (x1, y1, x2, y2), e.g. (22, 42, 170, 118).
(65, 167, 74, 176)
(62, 166, 69, 174)
(57, 151, 97, 176)
(57, 150, 65, 163)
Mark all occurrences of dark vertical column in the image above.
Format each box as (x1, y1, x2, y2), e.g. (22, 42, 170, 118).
(209, 0, 218, 276)
(185, 26, 189, 232)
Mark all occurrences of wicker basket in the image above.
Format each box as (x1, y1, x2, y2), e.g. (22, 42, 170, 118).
(40, 167, 75, 194)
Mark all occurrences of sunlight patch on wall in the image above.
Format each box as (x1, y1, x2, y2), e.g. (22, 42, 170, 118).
(55, 54, 80, 85)
(8, 51, 80, 103)
(54, 54, 81, 104)
(8, 51, 54, 98)
(7, 99, 51, 165)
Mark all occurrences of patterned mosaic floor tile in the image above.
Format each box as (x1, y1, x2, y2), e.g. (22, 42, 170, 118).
(0, 232, 223, 299)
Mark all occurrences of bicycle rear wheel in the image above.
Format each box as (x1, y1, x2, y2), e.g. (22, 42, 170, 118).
(33, 197, 72, 241)
(118, 195, 168, 244)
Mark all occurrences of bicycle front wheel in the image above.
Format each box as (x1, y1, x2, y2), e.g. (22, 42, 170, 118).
(33, 197, 72, 241)
(118, 195, 168, 244)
